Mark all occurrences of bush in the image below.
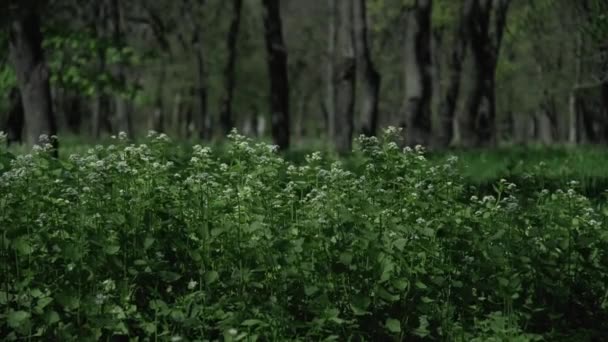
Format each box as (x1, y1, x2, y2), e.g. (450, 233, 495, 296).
(1, 129, 607, 341)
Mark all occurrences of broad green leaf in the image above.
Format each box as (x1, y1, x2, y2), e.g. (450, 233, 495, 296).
(385, 318, 401, 333)
(205, 271, 219, 285)
(7, 310, 30, 328)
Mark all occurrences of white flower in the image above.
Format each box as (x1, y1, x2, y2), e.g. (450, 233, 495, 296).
(228, 328, 238, 336)
(188, 280, 198, 290)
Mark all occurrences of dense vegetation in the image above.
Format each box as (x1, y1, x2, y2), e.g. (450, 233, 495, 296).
(2, 130, 607, 341)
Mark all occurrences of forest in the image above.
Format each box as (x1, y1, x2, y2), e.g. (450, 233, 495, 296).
(1, 0, 607, 151)
(3, 0, 608, 341)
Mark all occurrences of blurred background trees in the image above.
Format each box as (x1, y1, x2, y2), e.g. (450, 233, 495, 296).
(1, 0, 608, 151)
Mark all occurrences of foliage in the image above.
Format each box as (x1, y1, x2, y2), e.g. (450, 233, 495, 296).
(1, 129, 608, 340)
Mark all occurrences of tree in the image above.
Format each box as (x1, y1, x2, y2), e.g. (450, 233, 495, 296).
(333, 0, 356, 153)
(262, 0, 290, 150)
(8, 4, 58, 154)
(460, 0, 511, 147)
(438, 0, 474, 147)
(109, 0, 133, 138)
(403, 0, 433, 146)
(354, 0, 381, 137)
(220, 0, 243, 136)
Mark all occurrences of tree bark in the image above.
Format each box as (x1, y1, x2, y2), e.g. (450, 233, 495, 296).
(3, 87, 24, 144)
(8, 7, 58, 154)
(438, 0, 474, 147)
(354, 0, 380, 137)
(262, 0, 290, 150)
(220, 0, 242, 136)
(333, 0, 356, 153)
(109, 0, 133, 138)
(460, 0, 511, 147)
(403, 0, 433, 146)
(326, 0, 337, 140)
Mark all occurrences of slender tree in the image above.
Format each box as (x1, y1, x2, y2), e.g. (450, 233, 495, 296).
(460, 0, 511, 147)
(403, 0, 433, 146)
(262, 0, 290, 150)
(326, 0, 337, 140)
(219, 0, 242, 136)
(438, 0, 475, 147)
(333, 0, 356, 153)
(109, 0, 133, 137)
(354, 0, 381, 137)
(8, 5, 58, 154)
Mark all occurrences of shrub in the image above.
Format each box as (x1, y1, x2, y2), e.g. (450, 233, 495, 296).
(1, 129, 607, 340)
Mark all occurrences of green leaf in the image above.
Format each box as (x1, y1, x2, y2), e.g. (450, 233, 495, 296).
(205, 271, 219, 285)
(350, 295, 371, 316)
(104, 245, 120, 255)
(241, 319, 267, 327)
(339, 252, 353, 265)
(160, 271, 182, 283)
(7, 310, 30, 328)
(385, 318, 401, 333)
(13, 238, 33, 255)
(304, 285, 318, 297)
(144, 237, 155, 250)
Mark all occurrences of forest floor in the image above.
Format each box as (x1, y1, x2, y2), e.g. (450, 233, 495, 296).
(2, 133, 608, 340)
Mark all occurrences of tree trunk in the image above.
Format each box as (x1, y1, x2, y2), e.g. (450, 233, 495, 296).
(8, 7, 58, 154)
(220, 0, 242, 136)
(262, 0, 290, 150)
(333, 0, 356, 153)
(438, 0, 474, 147)
(193, 31, 209, 139)
(153, 60, 166, 132)
(327, 0, 337, 140)
(354, 0, 380, 137)
(460, 0, 510, 147)
(110, 0, 133, 138)
(403, 0, 433, 146)
(3, 87, 24, 144)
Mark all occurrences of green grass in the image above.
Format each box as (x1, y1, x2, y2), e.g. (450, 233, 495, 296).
(1, 130, 608, 340)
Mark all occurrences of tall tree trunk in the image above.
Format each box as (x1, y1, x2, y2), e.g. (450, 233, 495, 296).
(220, 0, 242, 136)
(153, 60, 166, 132)
(327, 0, 337, 140)
(460, 0, 510, 147)
(403, 0, 433, 146)
(262, 0, 290, 150)
(3, 87, 24, 144)
(110, 0, 133, 137)
(91, 0, 108, 139)
(193, 31, 209, 139)
(8, 7, 58, 154)
(569, 32, 583, 144)
(354, 0, 381, 137)
(333, 0, 356, 153)
(438, 0, 474, 147)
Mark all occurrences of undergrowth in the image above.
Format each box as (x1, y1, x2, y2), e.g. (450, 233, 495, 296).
(1, 129, 607, 341)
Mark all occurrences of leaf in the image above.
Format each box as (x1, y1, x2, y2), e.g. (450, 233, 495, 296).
(385, 318, 401, 333)
(13, 238, 33, 255)
(104, 245, 120, 255)
(415, 281, 428, 290)
(144, 237, 155, 250)
(393, 238, 407, 251)
(241, 319, 267, 327)
(205, 271, 219, 285)
(7, 310, 30, 328)
(339, 252, 353, 265)
(304, 285, 318, 297)
(350, 295, 371, 316)
(160, 271, 182, 283)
